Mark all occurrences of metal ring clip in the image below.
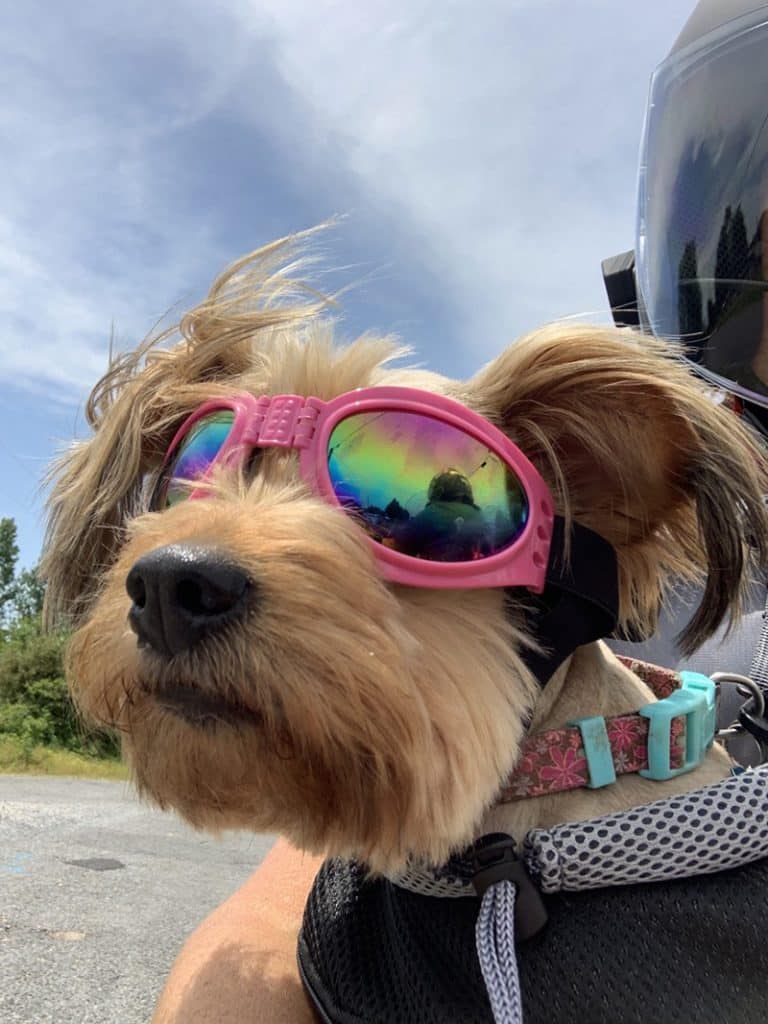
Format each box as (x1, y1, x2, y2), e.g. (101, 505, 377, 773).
(710, 672, 766, 717)
(711, 674, 768, 764)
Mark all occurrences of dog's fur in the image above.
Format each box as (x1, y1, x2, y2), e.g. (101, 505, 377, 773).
(43, 231, 768, 876)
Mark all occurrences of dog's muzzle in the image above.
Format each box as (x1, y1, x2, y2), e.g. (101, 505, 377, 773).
(125, 544, 252, 658)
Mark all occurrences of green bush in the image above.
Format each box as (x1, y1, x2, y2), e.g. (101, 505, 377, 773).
(0, 616, 120, 760)
(0, 518, 120, 767)
(0, 618, 69, 702)
(0, 702, 51, 764)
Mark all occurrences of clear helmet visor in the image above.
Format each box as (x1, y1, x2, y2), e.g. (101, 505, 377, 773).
(636, 9, 768, 407)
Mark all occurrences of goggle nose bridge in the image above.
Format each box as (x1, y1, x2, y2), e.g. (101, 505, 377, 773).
(241, 395, 322, 450)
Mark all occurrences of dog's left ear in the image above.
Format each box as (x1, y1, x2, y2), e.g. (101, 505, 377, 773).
(465, 324, 768, 654)
(40, 339, 246, 629)
(41, 230, 328, 628)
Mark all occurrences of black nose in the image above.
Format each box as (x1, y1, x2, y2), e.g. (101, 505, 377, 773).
(126, 545, 251, 658)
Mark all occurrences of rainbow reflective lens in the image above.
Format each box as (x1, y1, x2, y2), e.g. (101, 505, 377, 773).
(156, 410, 235, 508)
(327, 411, 528, 562)
(151, 388, 554, 591)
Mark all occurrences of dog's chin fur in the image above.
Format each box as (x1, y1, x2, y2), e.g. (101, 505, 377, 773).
(66, 492, 537, 873)
(45, 230, 768, 875)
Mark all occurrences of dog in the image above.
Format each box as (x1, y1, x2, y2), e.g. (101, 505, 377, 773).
(42, 231, 768, 1022)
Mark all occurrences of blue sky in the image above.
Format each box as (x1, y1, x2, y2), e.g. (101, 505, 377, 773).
(2, 0, 695, 569)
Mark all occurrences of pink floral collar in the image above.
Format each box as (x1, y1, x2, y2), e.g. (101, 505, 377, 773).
(498, 658, 689, 801)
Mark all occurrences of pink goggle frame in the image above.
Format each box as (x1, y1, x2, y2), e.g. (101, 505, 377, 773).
(152, 387, 555, 591)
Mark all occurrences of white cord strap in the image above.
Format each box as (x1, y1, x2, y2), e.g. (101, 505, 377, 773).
(476, 881, 523, 1024)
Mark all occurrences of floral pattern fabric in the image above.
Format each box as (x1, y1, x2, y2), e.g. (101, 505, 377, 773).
(499, 657, 688, 801)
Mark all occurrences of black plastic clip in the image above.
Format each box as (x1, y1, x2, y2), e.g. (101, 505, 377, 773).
(469, 833, 548, 941)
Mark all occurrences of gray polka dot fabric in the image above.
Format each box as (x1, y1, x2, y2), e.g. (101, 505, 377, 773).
(525, 765, 768, 893)
(392, 767, 768, 898)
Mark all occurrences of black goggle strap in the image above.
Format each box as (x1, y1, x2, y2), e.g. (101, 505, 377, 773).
(512, 516, 620, 687)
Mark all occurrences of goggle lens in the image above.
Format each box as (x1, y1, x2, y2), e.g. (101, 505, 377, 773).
(327, 410, 528, 562)
(155, 410, 235, 509)
(155, 406, 532, 567)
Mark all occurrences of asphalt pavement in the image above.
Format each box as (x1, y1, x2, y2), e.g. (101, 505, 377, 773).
(0, 775, 274, 1024)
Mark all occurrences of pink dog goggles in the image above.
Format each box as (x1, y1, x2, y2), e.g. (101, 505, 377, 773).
(151, 388, 554, 591)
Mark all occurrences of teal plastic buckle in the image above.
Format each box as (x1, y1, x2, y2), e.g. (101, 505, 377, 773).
(639, 672, 716, 781)
(567, 715, 617, 789)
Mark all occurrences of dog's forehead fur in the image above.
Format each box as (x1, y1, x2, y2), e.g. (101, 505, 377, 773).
(225, 326, 453, 399)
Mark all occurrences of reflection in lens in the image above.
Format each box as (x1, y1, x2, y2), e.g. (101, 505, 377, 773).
(637, 18, 768, 403)
(158, 410, 235, 508)
(327, 410, 528, 562)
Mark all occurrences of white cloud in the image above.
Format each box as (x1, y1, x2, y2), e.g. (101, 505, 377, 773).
(231, 0, 692, 348)
(0, 0, 695, 403)
(0, 0, 698, 571)
(0, 2, 264, 400)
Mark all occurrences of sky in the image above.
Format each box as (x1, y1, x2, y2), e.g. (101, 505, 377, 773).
(1, 0, 697, 570)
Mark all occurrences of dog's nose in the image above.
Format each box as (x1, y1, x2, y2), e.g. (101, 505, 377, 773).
(126, 544, 251, 658)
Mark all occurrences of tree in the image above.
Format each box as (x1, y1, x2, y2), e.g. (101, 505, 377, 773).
(0, 519, 119, 759)
(0, 517, 19, 621)
(12, 567, 46, 621)
(0, 519, 46, 630)
(0, 611, 119, 759)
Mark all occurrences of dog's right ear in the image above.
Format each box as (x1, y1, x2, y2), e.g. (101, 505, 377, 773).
(465, 324, 768, 654)
(41, 232, 328, 627)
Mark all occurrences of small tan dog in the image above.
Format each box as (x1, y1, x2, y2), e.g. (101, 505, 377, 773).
(43, 232, 768, 1021)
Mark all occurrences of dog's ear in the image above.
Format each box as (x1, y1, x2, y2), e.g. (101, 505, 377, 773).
(466, 324, 768, 654)
(41, 233, 327, 627)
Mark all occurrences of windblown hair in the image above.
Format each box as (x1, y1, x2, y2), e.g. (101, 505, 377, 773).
(40, 229, 768, 869)
(467, 328, 768, 652)
(42, 229, 407, 626)
(43, 230, 768, 654)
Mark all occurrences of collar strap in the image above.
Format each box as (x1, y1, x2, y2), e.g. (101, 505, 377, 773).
(499, 658, 718, 801)
(518, 517, 619, 687)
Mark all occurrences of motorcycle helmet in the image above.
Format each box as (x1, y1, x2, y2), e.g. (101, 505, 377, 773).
(604, 0, 768, 433)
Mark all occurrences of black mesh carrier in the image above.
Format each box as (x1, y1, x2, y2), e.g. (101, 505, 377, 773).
(298, 856, 768, 1024)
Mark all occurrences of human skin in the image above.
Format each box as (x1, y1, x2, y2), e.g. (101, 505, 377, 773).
(152, 839, 322, 1024)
